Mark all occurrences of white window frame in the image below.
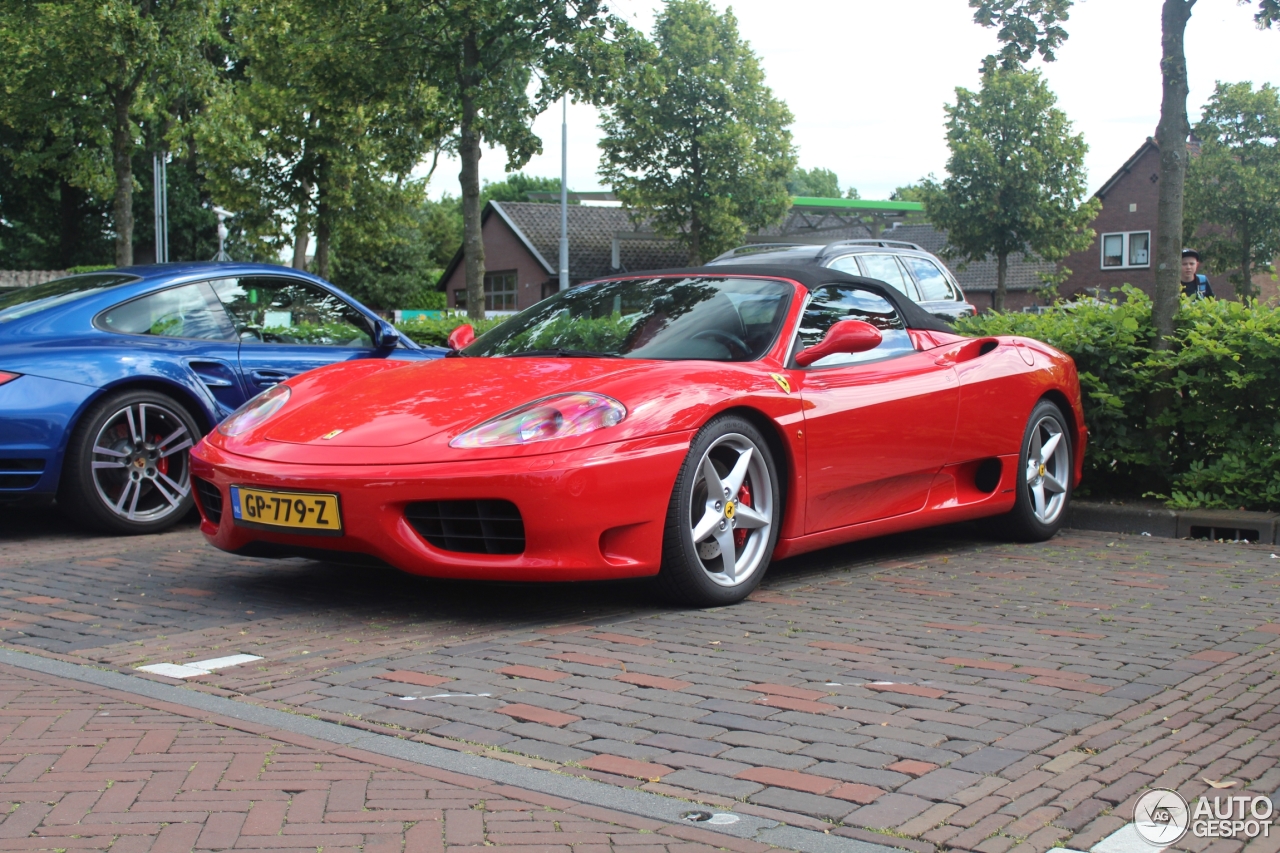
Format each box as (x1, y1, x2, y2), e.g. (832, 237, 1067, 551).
(1100, 231, 1151, 269)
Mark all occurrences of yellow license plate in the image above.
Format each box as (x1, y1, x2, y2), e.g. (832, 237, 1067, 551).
(230, 486, 343, 534)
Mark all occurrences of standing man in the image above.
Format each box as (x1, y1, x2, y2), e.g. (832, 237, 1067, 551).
(1180, 249, 1215, 298)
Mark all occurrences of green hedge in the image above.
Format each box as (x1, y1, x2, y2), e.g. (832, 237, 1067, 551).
(957, 288, 1280, 511)
(395, 314, 504, 347)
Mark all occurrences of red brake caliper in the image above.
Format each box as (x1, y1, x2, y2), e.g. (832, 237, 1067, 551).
(154, 435, 169, 476)
(734, 479, 752, 549)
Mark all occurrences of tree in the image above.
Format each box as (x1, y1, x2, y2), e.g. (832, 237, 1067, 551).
(970, 0, 1276, 339)
(1184, 82, 1280, 300)
(480, 172, 568, 204)
(788, 167, 840, 198)
(197, 0, 442, 279)
(920, 67, 1098, 311)
(0, 0, 221, 266)
(599, 0, 796, 264)
(383, 1, 644, 320)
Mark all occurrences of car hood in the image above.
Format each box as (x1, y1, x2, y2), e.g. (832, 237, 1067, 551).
(257, 356, 651, 448)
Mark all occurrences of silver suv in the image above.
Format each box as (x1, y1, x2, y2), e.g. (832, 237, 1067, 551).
(708, 239, 976, 322)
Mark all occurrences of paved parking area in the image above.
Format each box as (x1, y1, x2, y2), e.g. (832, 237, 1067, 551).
(1, 507, 1279, 853)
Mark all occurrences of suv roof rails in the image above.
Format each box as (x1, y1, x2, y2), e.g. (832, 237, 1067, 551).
(712, 243, 818, 260)
(821, 239, 924, 252)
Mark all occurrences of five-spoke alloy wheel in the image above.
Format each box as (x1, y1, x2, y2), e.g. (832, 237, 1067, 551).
(1000, 400, 1073, 542)
(60, 390, 200, 534)
(660, 416, 780, 606)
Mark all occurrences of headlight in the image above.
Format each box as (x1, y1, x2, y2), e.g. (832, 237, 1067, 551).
(450, 393, 626, 448)
(218, 384, 291, 437)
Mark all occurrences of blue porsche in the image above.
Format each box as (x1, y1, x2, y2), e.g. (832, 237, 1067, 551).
(0, 262, 444, 534)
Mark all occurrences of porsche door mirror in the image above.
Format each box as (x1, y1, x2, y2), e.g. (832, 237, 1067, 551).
(447, 323, 476, 351)
(373, 319, 399, 350)
(795, 319, 883, 367)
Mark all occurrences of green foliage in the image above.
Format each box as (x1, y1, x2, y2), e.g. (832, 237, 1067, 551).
(958, 289, 1280, 511)
(480, 173, 568, 204)
(0, 0, 223, 264)
(66, 265, 117, 274)
(921, 66, 1099, 311)
(599, 0, 797, 264)
(394, 315, 502, 347)
(1184, 81, 1280, 299)
(889, 184, 927, 203)
(259, 322, 370, 346)
(787, 167, 841, 199)
(969, 0, 1072, 68)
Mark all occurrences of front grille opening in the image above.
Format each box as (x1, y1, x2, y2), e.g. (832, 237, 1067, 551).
(405, 500, 525, 555)
(193, 477, 223, 525)
(974, 458, 1002, 493)
(0, 458, 45, 490)
(1189, 525, 1259, 543)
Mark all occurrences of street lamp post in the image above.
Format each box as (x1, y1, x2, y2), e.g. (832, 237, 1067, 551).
(559, 95, 569, 293)
(152, 153, 169, 263)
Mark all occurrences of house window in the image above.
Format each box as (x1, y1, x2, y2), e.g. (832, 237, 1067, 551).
(484, 271, 517, 312)
(453, 289, 467, 309)
(1101, 231, 1150, 269)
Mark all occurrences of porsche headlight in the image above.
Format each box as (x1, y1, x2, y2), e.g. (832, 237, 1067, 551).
(218, 384, 291, 437)
(450, 393, 626, 448)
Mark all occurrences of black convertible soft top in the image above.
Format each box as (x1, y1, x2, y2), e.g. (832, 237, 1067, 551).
(618, 264, 956, 334)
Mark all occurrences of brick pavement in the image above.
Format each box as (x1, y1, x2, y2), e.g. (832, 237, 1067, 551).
(0, 662, 770, 853)
(3, 508, 1280, 853)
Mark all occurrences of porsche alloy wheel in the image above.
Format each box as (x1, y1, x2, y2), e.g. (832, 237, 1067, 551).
(60, 390, 200, 535)
(660, 416, 781, 606)
(999, 400, 1073, 542)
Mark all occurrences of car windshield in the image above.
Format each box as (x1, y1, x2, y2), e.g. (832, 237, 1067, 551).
(0, 273, 139, 324)
(465, 276, 794, 361)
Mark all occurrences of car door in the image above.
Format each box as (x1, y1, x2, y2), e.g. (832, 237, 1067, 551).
(899, 256, 971, 320)
(210, 276, 383, 392)
(795, 284, 959, 533)
(96, 281, 248, 419)
(831, 254, 922, 303)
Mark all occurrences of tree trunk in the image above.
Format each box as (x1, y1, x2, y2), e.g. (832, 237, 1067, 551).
(58, 178, 80, 269)
(110, 95, 134, 267)
(314, 198, 331, 281)
(459, 34, 485, 322)
(1239, 219, 1252, 300)
(995, 252, 1008, 312)
(292, 179, 311, 270)
(1153, 0, 1195, 344)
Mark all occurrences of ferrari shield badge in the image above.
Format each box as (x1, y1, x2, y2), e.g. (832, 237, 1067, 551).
(769, 373, 791, 394)
(320, 429, 344, 440)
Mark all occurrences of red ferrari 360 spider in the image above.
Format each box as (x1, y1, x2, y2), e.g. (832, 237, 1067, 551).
(190, 266, 1085, 606)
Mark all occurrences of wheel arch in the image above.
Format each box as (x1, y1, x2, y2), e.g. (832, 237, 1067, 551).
(712, 404, 793, 520)
(54, 377, 217, 494)
(1037, 388, 1084, 485)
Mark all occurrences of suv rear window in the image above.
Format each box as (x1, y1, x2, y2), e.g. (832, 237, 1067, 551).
(901, 257, 956, 302)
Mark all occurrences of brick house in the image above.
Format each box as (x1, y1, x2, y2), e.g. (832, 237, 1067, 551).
(436, 202, 688, 313)
(1060, 137, 1278, 303)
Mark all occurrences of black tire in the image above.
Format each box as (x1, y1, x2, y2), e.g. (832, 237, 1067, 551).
(59, 389, 201, 535)
(657, 416, 781, 606)
(998, 399, 1073, 542)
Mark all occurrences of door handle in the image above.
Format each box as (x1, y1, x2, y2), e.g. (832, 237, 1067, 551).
(250, 369, 290, 386)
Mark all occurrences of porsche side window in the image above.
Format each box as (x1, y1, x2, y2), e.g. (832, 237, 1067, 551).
(796, 285, 915, 368)
(858, 255, 918, 300)
(96, 283, 236, 341)
(211, 278, 372, 347)
(901, 257, 958, 302)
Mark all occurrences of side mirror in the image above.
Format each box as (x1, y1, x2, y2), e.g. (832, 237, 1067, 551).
(373, 319, 399, 350)
(447, 323, 476, 351)
(795, 319, 883, 367)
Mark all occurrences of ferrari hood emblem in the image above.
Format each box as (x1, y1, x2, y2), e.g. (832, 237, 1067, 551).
(320, 429, 344, 440)
(769, 373, 791, 394)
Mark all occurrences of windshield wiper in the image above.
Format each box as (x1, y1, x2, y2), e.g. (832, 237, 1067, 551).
(506, 349, 622, 358)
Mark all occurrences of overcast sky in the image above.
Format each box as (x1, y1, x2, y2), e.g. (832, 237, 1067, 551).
(422, 0, 1279, 201)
